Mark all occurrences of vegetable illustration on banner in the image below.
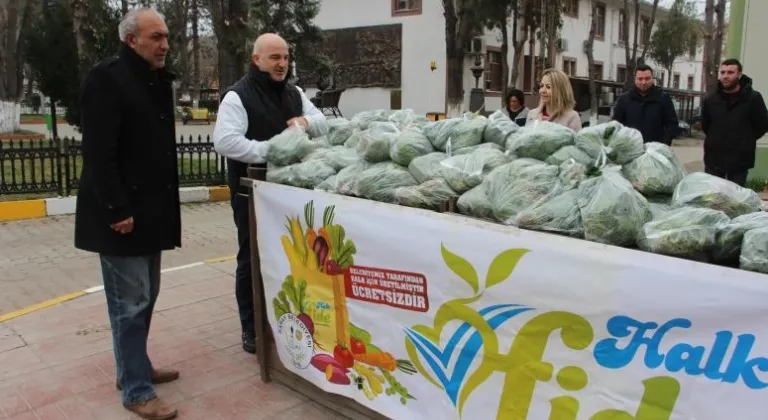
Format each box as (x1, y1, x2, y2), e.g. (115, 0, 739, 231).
(273, 200, 419, 404)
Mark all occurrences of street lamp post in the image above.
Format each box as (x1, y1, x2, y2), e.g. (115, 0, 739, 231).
(468, 53, 485, 113)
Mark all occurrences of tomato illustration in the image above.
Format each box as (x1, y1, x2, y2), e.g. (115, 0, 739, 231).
(333, 344, 355, 368)
(350, 337, 366, 355)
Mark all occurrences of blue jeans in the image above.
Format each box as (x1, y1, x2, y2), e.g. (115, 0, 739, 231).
(99, 253, 161, 405)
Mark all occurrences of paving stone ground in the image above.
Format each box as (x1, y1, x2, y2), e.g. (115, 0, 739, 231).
(0, 202, 238, 315)
(0, 261, 338, 419)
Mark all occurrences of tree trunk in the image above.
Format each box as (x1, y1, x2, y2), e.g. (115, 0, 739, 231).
(630, 0, 640, 70)
(499, 16, 509, 105)
(703, 0, 715, 92)
(0, 0, 27, 101)
(68, 0, 94, 83)
(207, 0, 249, 93)
(121, 0, 128, 15)
(712, 0, 726, 72)
(442, 0, 475, 117)
(621, 0, 631, 87)
(587, 0, 598, 126)
(445, 52, 464, 117)
(509, 0, 523, 89)
(638, 0, 659, 62)
(191, 0, 201, 100)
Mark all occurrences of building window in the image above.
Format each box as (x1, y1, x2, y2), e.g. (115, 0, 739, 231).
(591, 62, 604, 80)
(392, 0, 421, 16)
(640, 16, 651, 45)
(563, 57, 577, 76)
(618, 9, 629, 44)
(616, 65, 627, 83)
(485, 49, 503, 92)
(595, 3, 606, 39)
(564, 0, 578, 17)
(673, 73, 680, 89)
(687, 75, 694, 90)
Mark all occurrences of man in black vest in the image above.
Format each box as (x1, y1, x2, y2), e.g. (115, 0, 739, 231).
(213, 33, 328, 354)
(75, 7, 180, 419)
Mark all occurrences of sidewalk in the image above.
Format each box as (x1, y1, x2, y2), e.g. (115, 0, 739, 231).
(0, 260, 335, 419)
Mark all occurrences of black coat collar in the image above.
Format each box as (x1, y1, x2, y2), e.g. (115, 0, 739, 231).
(118, 42, 175, 83)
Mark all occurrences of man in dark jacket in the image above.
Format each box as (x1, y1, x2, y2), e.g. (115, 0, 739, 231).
(74, 7, 180, 420)
(212, 33, 328, 354)
(613, 64, 679, 145)
(702, 58, 768, 186)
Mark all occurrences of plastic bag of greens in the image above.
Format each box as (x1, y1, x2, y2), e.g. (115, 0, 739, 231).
(649, 202, 674, 220)
(389, 125, 435, 166)
(266, 160, 337, 189)
(324, 146, 361, 170)
(344, 130, 363, 149)
(438, 153, 486, 193)
(637, 207, 730, 261)
(671, 172, 764, 218)
(422, 112, 487, 152)
(351, 109, 392, 129)
(622, 142, 687, 195)
(577, 166, 653, 246)
(486, 159, 562, 225)
(713, 212, 768, 263)
(265, 121, 318, 166)
(456, 183, 494, 220)
(356, 122, 399, 163)
(303, 145, 360, 170)
(388, 109, 430, 129)
(454, 142, 504, 154)
(408, 152, 447, 183)
(506, 120, 575, 161)
(465, 145, 514, 173)
(316, 162, 370, 195)
(546, 145, 595, 168)
(353, 162, 419, 203)
(483, 110, 519, 147)
(316, 136, 332, 148)
(515, 189, 584, 237)
(573, 121, 621, 159)
(327, 118, 357, 146)
(394, 178, 458, 210)
(557, 159, 588, 190)
(575, 121, 644, 165)
(740, 226, 768, 274)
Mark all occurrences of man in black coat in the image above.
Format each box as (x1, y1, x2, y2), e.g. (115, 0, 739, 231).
(702, 58, 768, 186)
(613, 64, 679, 145)
(74, 7, 180, 420)
(213, 33, 328, 354)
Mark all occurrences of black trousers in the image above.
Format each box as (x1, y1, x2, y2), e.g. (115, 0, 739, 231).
(705, 166, 748, 187)
(231, 192, 254, 336)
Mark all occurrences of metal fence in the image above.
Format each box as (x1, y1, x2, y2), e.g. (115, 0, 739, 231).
(0, 134, 227, 196)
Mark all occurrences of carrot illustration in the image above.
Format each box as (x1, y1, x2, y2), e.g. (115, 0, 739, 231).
(318, 227, 333, 257)
(306, 228, 317, 251)
(353, 351, 397, 372)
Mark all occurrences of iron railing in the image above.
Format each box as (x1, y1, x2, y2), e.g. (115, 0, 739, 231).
(0, 134, 227, 196)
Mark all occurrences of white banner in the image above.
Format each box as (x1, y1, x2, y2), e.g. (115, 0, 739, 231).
(254, 181, 768, 420)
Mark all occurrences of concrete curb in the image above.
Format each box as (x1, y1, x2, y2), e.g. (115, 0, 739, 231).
(0, 185, 230, 222)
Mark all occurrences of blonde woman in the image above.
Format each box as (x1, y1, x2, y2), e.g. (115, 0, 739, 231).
(526, 68, 582, 132)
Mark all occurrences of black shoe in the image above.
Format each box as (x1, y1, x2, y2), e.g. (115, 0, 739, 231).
(242, 332, 256, 354)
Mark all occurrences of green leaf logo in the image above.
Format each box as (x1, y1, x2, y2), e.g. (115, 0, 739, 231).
(441, 243, 479, 294)
(485, 249, 529, 290)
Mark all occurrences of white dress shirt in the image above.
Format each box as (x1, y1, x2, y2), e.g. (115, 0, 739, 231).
(212, 85, 329, 164)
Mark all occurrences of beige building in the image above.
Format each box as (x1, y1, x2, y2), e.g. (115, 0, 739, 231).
(741, 0, 768, 94)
